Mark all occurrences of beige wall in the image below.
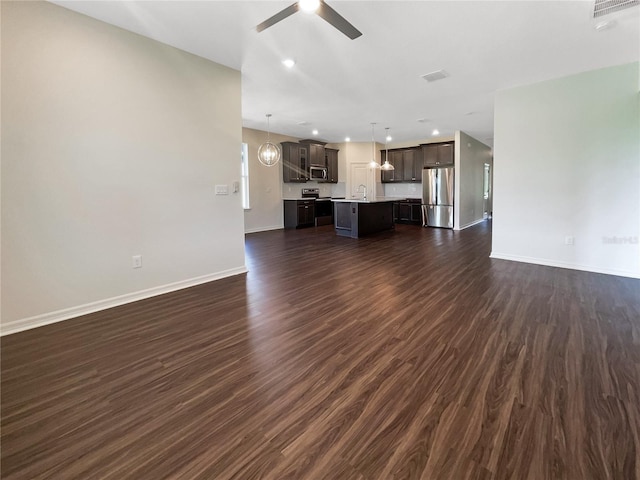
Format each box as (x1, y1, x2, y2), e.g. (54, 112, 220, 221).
(242, 128, 300, 233)
(1, 1, 245, 333)
(455, 131, 493, 230)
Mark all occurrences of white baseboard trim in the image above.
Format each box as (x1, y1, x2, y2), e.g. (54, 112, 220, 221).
(490, 252, 640, 279)
(1, 266, 248, 336)
(459, 218, 486, 230)
(245, 225, 283, 234)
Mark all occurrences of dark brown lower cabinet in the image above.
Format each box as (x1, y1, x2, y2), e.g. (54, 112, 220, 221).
(284, 200, 315, 228)
(394, 199, 423, 225)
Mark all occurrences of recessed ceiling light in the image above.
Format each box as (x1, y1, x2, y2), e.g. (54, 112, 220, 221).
(299, 0, 320, 13)
(282, 59, 296, 68)
(312, 129, 319, 135)
(432, 129, 440, 136)
(345, 137, 351, 142)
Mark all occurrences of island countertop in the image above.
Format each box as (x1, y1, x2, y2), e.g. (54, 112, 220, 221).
(332, 197, 398, 204)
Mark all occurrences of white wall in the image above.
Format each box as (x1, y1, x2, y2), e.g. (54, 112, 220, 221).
(492, 62, 640, 278)
(455, 131, 492, 230)
(1, 1, 245, 333)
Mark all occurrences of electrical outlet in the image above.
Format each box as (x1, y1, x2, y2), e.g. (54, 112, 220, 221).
(565, 236, 575, 246)
(132, 255, 142, 268)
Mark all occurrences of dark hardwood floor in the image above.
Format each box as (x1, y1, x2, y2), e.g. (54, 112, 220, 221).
(2, 222, 639, 479)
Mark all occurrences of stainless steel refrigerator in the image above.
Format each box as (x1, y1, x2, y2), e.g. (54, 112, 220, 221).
(422, 167, 454, 228)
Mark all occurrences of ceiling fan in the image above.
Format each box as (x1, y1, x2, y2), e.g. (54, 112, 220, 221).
(256, 0, 362, 40)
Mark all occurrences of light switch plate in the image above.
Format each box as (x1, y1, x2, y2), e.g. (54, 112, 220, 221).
(215, 184, 229, 195)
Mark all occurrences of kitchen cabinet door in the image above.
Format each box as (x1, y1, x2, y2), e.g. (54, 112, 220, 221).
(390, 150, 404, 182)
(411, 204, 423, 224)
(397, 203, 412, 222)
(402, 148, 421, 182)
(438, 143, 454, 165)
(325, 148, 339, 183)
(282, 142, 309, 183)
(381, 150, 393, 183)
(381, 150, 405, 182)
(422, 144, 439, 167)
(301, 141, 326, 167)
(309, 143, 326, 166)
(297, 202, 315, 226)
(284, 200, 315, 228)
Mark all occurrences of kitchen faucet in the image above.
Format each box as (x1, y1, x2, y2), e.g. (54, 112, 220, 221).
(357, 184, 367, 201)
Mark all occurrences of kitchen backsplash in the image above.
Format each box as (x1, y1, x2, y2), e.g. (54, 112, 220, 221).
(384, 182, 421, 198)
(282, 181, 340, 198)
(281, 182, 415, 199)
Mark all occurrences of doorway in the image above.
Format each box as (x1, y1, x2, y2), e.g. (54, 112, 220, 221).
(349, 163, 375, 200)
(483, 163, 492, 219)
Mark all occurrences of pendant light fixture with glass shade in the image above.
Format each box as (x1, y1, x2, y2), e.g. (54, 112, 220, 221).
(381, 127, 395, 171)
(257, 114, 281, 167)
(368, 122, 381, 170)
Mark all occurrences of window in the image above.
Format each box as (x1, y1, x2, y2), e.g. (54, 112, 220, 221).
(241, 143, 250, 209)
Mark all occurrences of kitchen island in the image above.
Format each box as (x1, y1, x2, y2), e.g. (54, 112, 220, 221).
(333, 198, 396, 238)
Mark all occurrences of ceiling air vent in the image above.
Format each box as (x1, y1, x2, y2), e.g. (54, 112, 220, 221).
(594, 0, 639, 17)
(421, 70, 449, 83)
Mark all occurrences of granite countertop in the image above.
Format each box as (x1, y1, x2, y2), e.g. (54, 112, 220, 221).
(332, 197, 398, 203)
(282, 197, 345, 201)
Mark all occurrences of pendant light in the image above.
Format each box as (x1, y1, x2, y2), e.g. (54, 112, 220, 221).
(257, 114, 281, 167)
(381, 127, 394, 171)
(368, 123, 381, 169)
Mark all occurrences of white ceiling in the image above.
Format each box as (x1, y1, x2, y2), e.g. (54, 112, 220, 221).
(51, 1, 639, 146)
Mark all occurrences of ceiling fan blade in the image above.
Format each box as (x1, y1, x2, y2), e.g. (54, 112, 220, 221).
(316, 1, 362, 39)
(256, 3, 299, 33)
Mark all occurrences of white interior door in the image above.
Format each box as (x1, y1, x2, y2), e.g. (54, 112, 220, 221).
(349, 163, 373, 200)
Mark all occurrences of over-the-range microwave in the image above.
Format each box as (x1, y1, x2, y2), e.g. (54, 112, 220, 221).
(309, 165, 327, 181)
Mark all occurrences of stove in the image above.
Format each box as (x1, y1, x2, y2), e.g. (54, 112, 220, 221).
(301, 188, 333, 226)
(301, 187, 320, 199)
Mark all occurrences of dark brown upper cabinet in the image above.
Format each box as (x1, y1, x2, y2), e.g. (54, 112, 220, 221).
(381, 147, 420, 183)
(282, 142, 309, 183)
(402, 148, 421, 182)
(300, 140, 327, 167)
(325, 148, 339, 183)
(421, 142, 454, 167)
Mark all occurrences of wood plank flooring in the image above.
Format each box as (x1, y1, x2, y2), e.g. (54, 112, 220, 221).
(2, 222, 639, 479)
